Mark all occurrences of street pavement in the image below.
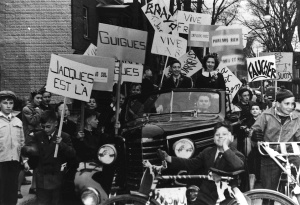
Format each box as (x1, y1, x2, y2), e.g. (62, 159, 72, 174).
(17, 176, 36, 205)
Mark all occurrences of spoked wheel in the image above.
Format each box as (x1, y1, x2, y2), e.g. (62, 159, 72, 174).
(227, 189, 297, 205)
(101, 194, 160, 205)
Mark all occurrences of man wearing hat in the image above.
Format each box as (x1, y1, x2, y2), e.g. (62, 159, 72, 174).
(251, 87, 300, 202)
(0, 91, 25, 205)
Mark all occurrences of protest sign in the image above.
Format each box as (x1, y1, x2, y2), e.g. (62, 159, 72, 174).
(247, 55, 276, 82)
(84, 43, 97, 56)
(97, 23, 147, 64)
(151, 32, 187, 58)
(142, 0, 177, 34)
(114, 61, 143, 83)
(178, 50, 202, 77)
(177, 11, 211, 34)
(46, 54, 96, 102)
(60, 54, 115, 92)
(209, 29, 243, 52)
(188, 25, 219, 47)
(155, 187, 187, 205)
(259, 52, 293, 82)
(221, 54, 245, 67)
(216, 63, 242, 100)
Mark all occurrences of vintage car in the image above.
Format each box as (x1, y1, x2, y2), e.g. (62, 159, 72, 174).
(120, 88, 239, 191)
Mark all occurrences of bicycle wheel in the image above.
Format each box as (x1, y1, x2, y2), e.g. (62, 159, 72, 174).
(227, 189, 297, 205)
(101, 194, 160, 205)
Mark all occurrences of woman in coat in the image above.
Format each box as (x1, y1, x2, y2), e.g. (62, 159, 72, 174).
(195, 53, 226, 90)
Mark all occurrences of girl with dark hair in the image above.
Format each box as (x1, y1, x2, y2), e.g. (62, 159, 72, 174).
(195, 53, 226, 90)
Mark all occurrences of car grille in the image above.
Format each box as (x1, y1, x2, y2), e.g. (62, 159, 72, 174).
(126, 136, 167, 191)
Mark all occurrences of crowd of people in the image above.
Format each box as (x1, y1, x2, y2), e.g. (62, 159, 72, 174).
(0, 53, 299, 205)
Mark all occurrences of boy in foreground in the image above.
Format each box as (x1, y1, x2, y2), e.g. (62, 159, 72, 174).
(0, 91, 25, 205)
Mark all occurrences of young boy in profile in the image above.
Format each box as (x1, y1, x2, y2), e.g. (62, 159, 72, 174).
(243, 102, 262, 190)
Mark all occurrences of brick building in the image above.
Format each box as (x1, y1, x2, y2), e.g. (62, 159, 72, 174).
(0, 0, 75, 100)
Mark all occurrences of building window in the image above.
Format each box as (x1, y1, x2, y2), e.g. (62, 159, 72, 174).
(83, 6, 88, 39)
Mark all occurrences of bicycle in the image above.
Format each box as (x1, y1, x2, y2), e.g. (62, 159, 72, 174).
(101, 160, 296, 205)
(258, 141, 300, 205)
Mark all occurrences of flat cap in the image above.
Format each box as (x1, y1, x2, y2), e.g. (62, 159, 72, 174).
(0, 90, 17, 100)
(276, 88, 294, 102)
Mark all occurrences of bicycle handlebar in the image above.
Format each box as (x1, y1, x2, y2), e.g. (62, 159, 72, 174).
(258, 141, 300, 156)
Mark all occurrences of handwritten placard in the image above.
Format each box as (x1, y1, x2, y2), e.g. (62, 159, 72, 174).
(177, 11, 211, 34)
(151, 32, 187, 58)
(188, 24, 219, 47)
(60, 54, 115, 92)
(247, 55, 277, 82)
(97, 23, 147, 64)
(84, 43, 97, 56)
(114, 61, 143, 83)
(142, 0, 177, 34)
(178, 50, 202, 77)
(216, 63, 242, 100)
(46, 54, 96, 102)
(209, 29, 243, 52)
(259, 52, 293, 82)
(155, 187, 187, 205)
(221, 54, 245, 66)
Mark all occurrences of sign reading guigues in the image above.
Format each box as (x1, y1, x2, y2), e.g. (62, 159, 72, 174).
(46, 54, 96, 102)
(151, 32, 187, 58)
(247, 55, 277, 82)
(97, 23, 148, 64)
(114, 61, 143, 83)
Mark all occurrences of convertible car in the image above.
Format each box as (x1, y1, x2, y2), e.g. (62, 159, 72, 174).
(119, 88, 239, 191)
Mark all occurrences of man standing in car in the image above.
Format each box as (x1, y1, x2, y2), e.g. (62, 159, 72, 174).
(161, 59, 193, 90)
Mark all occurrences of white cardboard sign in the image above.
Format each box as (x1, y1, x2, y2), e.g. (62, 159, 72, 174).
(60, 54, 115, 92)
(178, 50, 202, 77)
(209, 29, 243, 52)
(46, 54, 96, 102)
(259, 52, 293, 82)
(177, 11, 211, 34)
(151, 32, 187, 58)
(83, 43, 97, 56)
(97, 23, 147, 64)
(114, 61, 143, 83)
(247, 55, 277, 82)
(142, 0, 177, 34)
(216, 63, 242, 101)
(188, 24, 219, 47)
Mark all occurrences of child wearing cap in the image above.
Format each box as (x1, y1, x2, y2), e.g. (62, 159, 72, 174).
(0, 90, 25, 205)
(251, 87, 300, 203)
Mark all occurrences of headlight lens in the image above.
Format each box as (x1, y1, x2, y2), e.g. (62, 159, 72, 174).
(173, 139, 194, 159)
(81, 187, 100, 205)
(97, 144, 117, 164)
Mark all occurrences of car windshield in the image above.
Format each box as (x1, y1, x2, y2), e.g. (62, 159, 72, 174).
(126, 91, 220, 120)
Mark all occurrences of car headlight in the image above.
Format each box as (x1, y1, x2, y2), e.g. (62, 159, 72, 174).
(173, 139, 195, 159)
(97, 144, 117, 164)
(81, 187, 100, 205)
